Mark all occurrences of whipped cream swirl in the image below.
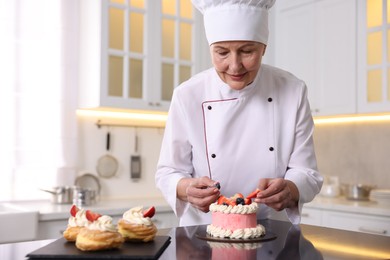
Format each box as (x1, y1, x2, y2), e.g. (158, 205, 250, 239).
(68, 208, 89, 227)
(209, 202, 258, 214)
(86, 215, 117, 232)
(122, 206, 153, 226)
(206, 224, 266, 239)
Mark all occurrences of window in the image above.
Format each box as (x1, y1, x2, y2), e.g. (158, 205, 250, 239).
(0, 0, 79, 201)
(365, 0, 390, 103)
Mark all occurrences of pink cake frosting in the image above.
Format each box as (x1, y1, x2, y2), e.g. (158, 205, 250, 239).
(207, 202, 266, 239)
(212, 211, 257, 230)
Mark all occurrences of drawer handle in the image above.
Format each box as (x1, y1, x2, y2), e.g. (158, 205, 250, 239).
(301, 213, 309, 217)
(358, 227, 387, 235)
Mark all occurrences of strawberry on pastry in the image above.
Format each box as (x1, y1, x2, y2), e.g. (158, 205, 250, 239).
(86, 210, 102, 222)
(143, 206, 156, 218)
(70, 204, 78, 217)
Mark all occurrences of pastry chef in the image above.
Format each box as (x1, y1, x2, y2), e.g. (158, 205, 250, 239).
(155, 0, 323, 226)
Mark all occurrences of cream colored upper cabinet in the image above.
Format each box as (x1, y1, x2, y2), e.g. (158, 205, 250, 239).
(274, 0, 357, 116)
(79, 0, 209, 112)
(357, 0, 390, 113)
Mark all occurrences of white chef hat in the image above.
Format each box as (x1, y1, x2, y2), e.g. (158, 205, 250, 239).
(191, 0, 276, 45)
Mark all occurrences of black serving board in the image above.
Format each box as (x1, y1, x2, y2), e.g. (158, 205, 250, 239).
(26, 236, 171, 259)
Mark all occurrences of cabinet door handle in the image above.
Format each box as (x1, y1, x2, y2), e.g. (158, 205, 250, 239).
(358, 227, 387, 235)
(301, 213, 309, 217)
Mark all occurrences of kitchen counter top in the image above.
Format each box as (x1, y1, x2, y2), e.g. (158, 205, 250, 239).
(305, 196, 390, 217)
(1, 197, 172, 221)
(3, 195, 389, 222)
(1, 219, 389, 260)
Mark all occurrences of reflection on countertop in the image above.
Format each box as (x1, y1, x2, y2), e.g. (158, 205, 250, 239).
(2, 220, 390, 259)
(158, 219, 390, 259)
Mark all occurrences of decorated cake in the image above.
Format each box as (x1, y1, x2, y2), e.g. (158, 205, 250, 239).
(206, 189, 266, 239)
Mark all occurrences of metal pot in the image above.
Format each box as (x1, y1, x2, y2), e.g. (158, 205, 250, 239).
(72, 187, 98, 206)
(342, 184, 376, 201)
(40, 186, 74, 204)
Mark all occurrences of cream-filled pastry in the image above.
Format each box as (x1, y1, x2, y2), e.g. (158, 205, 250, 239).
(76, 214, 124, 251)
(118, 206, 157, 242)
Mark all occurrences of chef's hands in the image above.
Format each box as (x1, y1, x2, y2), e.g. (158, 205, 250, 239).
(177, 177, 298, 212)
(177, 176, 220, 213)
(254, 178, 299, 211)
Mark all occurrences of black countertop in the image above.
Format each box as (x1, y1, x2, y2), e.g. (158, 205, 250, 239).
(1, 219, 390, 259)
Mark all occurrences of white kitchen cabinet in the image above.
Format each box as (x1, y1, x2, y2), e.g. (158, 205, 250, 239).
(323, 211, 390, 237)
(274, 0, 357, 116)
(79, 0, 209, 112)
(37, 220, 67, 240)
(357, 0, 390, 113)
(301, 207, 323, 227)
(301, 201, 390, 237)
(36, 211, 179, 240)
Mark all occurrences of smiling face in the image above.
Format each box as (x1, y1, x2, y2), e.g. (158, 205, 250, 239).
(210, 41, 266, 90)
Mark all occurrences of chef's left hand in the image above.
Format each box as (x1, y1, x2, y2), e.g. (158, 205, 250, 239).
(254, 178, 299, 211)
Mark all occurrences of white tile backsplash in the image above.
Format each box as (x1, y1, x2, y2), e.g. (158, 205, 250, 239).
(314, 122, 390, 189)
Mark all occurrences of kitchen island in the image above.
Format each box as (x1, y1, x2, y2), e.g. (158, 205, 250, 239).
(1, 219, 389, 259)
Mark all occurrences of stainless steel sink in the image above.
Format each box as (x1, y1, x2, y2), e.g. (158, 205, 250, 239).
(0, 203, 39, 243)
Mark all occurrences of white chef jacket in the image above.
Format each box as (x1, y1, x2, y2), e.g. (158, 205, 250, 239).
(155, 64, 323, 226)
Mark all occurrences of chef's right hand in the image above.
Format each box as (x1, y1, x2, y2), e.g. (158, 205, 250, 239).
(177, 176, 220, 213)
